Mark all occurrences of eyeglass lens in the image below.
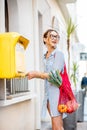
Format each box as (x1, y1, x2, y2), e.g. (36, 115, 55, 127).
(50, 34, 60, 39)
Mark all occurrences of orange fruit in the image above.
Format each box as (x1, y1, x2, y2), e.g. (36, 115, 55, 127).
(58, 104, 67, 113)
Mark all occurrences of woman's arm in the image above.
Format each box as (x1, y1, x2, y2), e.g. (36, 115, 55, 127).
(26, 71, 49, 80)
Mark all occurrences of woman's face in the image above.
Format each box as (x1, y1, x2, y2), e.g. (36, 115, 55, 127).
(44, 31, 60, 49)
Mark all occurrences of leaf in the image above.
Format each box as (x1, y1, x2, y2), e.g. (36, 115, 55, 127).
(48, 70, 62, 87)
(70, 62, 79, 87)
(67, 18, 77, 39)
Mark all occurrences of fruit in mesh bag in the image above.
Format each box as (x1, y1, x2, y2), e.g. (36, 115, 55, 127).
(58, 104, 67, 113)
(66, 100, 79, 113)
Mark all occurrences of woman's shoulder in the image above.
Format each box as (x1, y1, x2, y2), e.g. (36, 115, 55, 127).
(55, 49, 64, 58)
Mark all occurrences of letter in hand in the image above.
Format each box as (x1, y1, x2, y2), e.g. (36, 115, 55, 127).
(25, 71, 35, 79)
(25, 72, 31, 79)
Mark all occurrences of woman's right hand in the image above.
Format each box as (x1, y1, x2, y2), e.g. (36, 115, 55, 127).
(26, 71, 49, 80)
(26, 71, 38, 79)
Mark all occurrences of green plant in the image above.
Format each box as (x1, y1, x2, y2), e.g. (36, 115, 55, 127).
(67, 18, 77, 75)
(48, 70, 62, 87)
(70, 62, 79, 88)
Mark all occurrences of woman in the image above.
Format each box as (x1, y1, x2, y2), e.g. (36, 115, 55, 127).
(27, 29, 66, 130)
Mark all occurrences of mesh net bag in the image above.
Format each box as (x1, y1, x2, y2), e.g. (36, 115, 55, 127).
(58, 64, 79, 114)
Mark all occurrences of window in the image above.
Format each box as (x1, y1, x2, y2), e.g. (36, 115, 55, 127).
(5, 0, 9, 32)
(6, 77, 29, 98)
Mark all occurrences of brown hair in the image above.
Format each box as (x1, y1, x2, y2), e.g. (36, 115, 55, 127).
(43, 29, 59, 44)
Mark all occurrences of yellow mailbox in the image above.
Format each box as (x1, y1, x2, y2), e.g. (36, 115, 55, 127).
(0, 32, 29, 78)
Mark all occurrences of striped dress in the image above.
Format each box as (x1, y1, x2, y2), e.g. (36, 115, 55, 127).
(42, 48, 67, 118)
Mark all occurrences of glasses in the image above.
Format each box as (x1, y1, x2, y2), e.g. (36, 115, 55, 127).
(49, 34, 60, 40)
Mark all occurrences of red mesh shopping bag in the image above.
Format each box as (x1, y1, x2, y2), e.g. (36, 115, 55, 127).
(58, 64, 79, 113)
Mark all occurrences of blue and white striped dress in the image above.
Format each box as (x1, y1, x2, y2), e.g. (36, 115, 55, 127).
(42, 48, 67, 118)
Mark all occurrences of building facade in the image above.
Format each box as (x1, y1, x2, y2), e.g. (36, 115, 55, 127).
(0, 0, 77, 129)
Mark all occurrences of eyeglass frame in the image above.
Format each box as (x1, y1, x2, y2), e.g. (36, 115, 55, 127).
(48, 34, 60, 40)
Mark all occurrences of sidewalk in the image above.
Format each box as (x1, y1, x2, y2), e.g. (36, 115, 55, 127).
(41, 121, 87, 130)
(77, 122, 87, 130)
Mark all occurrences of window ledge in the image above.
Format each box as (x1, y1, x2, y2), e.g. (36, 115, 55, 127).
(0, 92, 36, 107)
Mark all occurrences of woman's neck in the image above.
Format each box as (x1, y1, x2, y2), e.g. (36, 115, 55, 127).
(46, 47, 55, 58)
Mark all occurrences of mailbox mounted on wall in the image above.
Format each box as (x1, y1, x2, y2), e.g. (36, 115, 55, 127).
(0, 32, 29, 78)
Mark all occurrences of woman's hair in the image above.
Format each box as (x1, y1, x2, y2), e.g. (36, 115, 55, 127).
(43, 29, 59, 44)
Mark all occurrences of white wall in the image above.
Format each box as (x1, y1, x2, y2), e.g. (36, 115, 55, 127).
(0, 0, 5, 32)
(0, 100, 35, 130)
